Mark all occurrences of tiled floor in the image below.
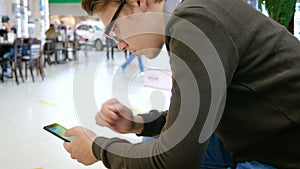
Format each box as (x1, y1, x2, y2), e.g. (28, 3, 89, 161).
(0, 48, 171, 169)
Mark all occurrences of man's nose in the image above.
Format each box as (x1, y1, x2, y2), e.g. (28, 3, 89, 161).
(117, 41, 128, 51)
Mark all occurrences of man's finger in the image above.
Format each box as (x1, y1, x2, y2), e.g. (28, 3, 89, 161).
(64, 126, 80, 137)
(100, 107, 120, 123)
(95, 113, 110, 127)
(63, 142, 72, 153)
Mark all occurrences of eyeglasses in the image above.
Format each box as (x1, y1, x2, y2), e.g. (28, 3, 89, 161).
(104, 0, 126, 44)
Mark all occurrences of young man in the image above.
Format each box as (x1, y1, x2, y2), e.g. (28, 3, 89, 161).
(0, 16, 14, 78)
(63, 0, 300, 168)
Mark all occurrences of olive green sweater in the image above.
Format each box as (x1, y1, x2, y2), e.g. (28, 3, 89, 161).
(92, 0, 300, 168)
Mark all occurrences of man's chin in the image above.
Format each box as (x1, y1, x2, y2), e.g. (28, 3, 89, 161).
(140, 49, 162, 59)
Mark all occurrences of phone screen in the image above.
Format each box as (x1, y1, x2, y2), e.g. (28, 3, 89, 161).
(43, 123, 74, 142)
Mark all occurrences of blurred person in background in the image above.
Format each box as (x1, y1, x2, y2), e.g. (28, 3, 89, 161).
(45, 24, 58, 41)
(44, 24, 59, 65)
(105, 35, 116, 61)
(121, 52, 144, 73)
(0, 16, 12, 40)
(0, 16, 14, 78)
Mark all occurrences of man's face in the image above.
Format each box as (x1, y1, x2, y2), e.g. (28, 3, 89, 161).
(97, 3, 165, 59)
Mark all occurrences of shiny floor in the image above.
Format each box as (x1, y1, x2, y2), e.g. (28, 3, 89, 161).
(0, 48, 171, 169)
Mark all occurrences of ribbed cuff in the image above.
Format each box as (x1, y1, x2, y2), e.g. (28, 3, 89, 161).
(92, 137, 107, 160)
(92, 137, 130, 168)
(136, 110, 166, 137)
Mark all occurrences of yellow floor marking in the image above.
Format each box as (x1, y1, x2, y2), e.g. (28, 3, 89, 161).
(37, 100, 59, 108)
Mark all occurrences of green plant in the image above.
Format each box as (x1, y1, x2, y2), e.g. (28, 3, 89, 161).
(258, 0, 297, 26)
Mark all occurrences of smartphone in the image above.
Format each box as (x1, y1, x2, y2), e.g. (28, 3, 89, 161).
(43, 123, 74, 142)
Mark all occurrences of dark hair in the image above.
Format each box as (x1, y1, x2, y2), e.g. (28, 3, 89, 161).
(81, 0, 117, 15)
(81, 0, 163, 15)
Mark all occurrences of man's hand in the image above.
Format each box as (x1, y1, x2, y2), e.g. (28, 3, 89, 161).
(96, 98, 144, 134)
(63, 126, 98, 165)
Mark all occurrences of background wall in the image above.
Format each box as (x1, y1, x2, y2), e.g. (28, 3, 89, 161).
(0, 0, 49, 39)
(0, 0, 11, 18)
(49, 0, 86, 16)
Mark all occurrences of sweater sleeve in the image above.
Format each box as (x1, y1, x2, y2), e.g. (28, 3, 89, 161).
(136, 110, 168, 137)
(92, 5, 238, 169)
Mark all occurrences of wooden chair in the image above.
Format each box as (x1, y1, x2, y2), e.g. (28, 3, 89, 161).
(21, 38, 44, 82)
(12, 38, 25, 84)
(43, 39, 57, 67)
(62, 40, 78, 61)
(54, 40, 65, 63)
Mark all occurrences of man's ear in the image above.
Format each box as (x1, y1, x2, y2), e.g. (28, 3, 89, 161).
(127, 0, 148, 12)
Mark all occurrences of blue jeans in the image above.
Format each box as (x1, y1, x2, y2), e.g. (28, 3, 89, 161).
(235, 161, 277, 169)
(201, 134, 277, 169)
(142, 134, 277, 169)
(201, 133, 235, 169)
(2, 48, 14, 71)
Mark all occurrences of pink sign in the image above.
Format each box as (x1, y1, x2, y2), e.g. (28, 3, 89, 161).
(144, 68, 172, 91)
